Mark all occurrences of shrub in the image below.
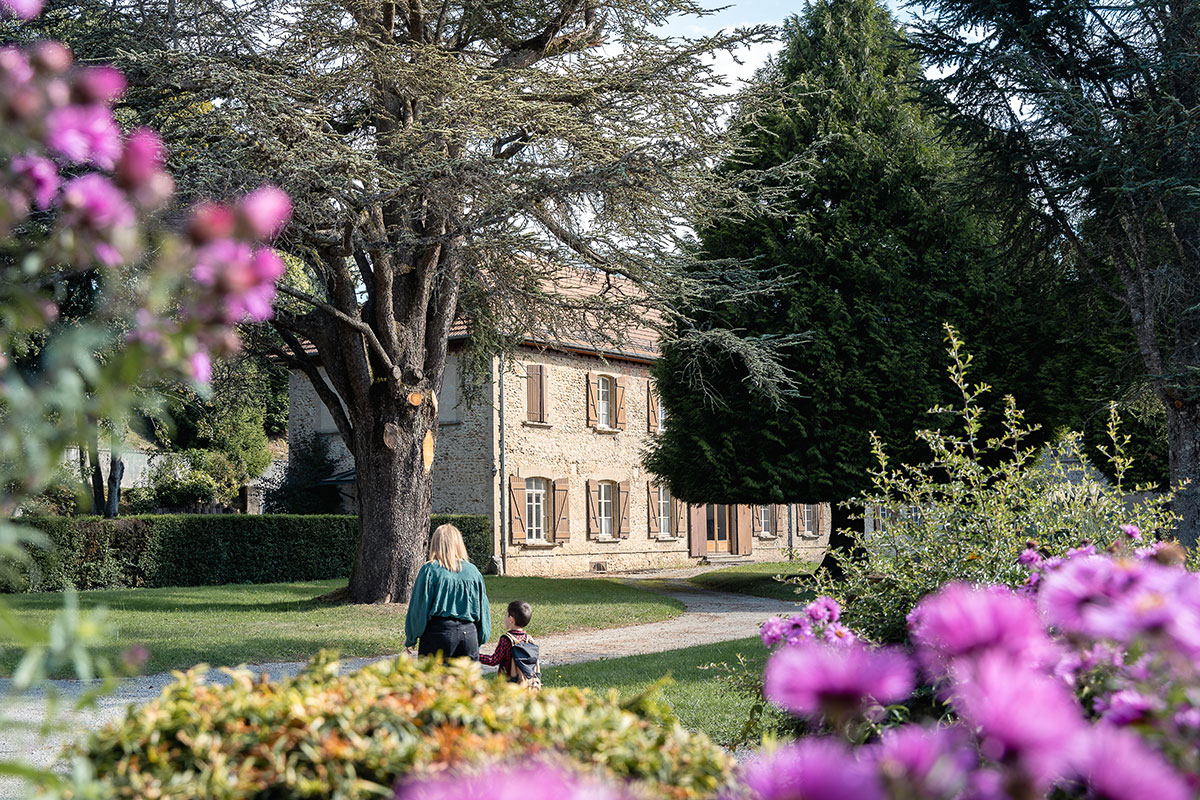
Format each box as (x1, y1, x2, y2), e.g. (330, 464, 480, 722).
(73, 653, 733, 800)
(262, 434, 344, 514)
(148, 450, 243, 507)
(10, 514, 491, 591)
(816, 327, 1177, 642)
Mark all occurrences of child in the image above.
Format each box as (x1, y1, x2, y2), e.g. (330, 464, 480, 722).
(480, 600, 541, 689)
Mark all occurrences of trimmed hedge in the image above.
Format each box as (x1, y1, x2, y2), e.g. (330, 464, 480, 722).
(74, 653, 733, 800)
(9, 513, 492, 592)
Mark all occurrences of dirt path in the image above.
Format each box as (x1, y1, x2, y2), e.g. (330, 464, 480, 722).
(0, 576, 798, 798)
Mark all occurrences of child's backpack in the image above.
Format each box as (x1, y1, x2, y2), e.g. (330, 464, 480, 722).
(504, 632, 542, 692)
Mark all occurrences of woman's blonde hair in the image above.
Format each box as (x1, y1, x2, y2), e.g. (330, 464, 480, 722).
(428, 523, 469, 572)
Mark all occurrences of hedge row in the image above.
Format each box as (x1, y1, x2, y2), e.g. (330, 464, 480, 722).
(8, 514, 493, 592)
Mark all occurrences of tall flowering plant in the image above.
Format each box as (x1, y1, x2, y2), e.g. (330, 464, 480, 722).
(0, 0, 289, 790)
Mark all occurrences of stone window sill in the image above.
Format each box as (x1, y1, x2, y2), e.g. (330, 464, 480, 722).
(591, 535, 623, 543)
(523, 420, 552, 429)
(438, 420, 463, 427)
(592, 426, 620, 435)
(655, 535, 682, 542)
(756, 534, 779, 540)
(518, 540, 557, 549)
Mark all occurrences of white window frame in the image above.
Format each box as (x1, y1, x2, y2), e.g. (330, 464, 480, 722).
(804, 504, 815, 533)
(598, 480, 615, 537)
(597, 376, 614, 428)
(656, 395, 667, 433)
(657, 485, 672, 536)
(758, 505, 773, 535)
(525, 478, 548, 541)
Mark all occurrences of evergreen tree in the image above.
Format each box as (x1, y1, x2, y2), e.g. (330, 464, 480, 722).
(647, 0, 1033, 563)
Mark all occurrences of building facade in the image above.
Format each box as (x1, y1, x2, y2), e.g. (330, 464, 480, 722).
(288, 339, 830, 576)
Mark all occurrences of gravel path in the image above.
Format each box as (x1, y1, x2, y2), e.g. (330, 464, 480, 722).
(0, 574, 799, 798)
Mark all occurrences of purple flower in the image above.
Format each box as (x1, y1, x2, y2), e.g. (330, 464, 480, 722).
(73, 65, 125, 103)
(1017, 546, 1043, 567)
(116, 128, 165, 187)
(1067, 543, 1097, 559)
(0, 46, 33, 85)
(46, 105, 122, 168)
(11, 153, 58, 209)
(236, 185, 291, 239)
(909, 583, 1055, 673)
(822, 623, 856, 646)
(186, 351, 212, 384)
(760, 616, 786, 648)
(872, 725, 974, 800)
(1120, 524, 1142, 541)
(1068, 725, 1191, 800)
(1098, 689, 1161, 726)
(805, 596, 841, 623)
(59, 174, 133, 230)
(395, 764, 629, 800)
(742, 739, 885, 800)
(784, 613, 813, 645)
(764, 642, 913, 719)
(0, 0, 44, 20)
(950, 653, 1084, 788)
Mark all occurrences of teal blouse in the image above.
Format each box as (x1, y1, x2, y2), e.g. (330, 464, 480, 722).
(403, 560, 491, 648)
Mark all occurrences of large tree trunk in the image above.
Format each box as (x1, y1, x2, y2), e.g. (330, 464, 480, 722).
(347, 395, 439, 604)
(104, 447, 124, 519)
(87, 430, 105, 515)
(817, 502, 866, 581)
(1167, 401, 1200, 549)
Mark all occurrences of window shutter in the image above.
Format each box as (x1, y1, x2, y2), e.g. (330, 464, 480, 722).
(751, 507, 764, 536)
(614, 377, 627, 430)
(618, 481, 631, 537)
(819, 503, 831, 536)
(527, 364, 544, 423)
(646, 383, 659, 433)
(774, 504, 788, 537)
(586, 479, 600, 539)
(735, 505, 753, 555)
(688, 504, 707, 557)
(673, 498, 688, 540)
(646, 483, 660, 536)
(508, 476, 527, 543)
(552, 477, 570, 542)
(586, 373, 598, 427)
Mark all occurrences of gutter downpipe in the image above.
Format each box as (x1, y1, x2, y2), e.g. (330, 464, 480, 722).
(498, 357, 508, 575)
(788, 503, 794, 556)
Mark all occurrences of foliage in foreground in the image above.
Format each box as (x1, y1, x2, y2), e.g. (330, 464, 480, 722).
(66, 652, 733, 800)
(816, 327, 1177, 642)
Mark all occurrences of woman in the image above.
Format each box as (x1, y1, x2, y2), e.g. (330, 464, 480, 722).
(404, 523, 491, 660)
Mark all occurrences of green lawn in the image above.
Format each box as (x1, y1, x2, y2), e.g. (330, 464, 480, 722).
(688, 561, 816, 602)
(0, 576, 684, 676)
(546, 637, 770, 747)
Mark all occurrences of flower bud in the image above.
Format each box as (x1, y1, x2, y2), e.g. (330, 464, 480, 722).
(72, 65, 126, 104)
(236, 185, 291, 240)
(30, 41, 72, 74)
(0, 0, 45, 20)
(187, 202, 236, 244)
(116, 128, 165, 187)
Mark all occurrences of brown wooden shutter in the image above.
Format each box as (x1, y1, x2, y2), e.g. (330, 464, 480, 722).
(552, 478, 570, 542)
(735, 505, 753, 555)
(774, 504, 788, 537)
(586, 479, 600, 538)
(614, 377, 627, 430)
(586, 373, 598, 427)
(618, 480, 631, 538)
(527, 364, 544, 423)
(508, 476, 527, 543)
(646, 483, 660, 536)
(647, 383, 659, 433)
(751, 506, 764, 536)
(673, 497, 687, 540)
(688, 504, 707, 557)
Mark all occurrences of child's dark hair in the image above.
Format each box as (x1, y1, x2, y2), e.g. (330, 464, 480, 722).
(507, 600, 532, 628)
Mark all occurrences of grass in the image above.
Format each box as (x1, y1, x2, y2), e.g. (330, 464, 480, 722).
(546, 637, 769, 747)
(688, 561, 816, 602)
(0, 576, 685, 676)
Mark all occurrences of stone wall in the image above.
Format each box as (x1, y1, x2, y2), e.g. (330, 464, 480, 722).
(430, 352, 497, 521)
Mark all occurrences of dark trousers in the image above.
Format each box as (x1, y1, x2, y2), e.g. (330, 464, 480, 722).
(418, 616, 479, 661)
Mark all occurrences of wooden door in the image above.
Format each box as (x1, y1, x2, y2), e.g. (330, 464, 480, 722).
(706, 504, 731, 553)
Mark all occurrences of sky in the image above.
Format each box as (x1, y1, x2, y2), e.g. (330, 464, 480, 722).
(663, 0, 913, 87)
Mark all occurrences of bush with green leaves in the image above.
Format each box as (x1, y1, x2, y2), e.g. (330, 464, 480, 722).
(147, 449, 242, 507)
(69, 652, 732, 800)
(262, 433, 344, 514)
(815, 326, 1177, 642)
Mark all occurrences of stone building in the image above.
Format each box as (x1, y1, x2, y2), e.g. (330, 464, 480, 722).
(288, 330, 830, 576)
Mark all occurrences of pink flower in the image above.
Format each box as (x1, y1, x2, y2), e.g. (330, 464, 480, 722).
(760, 616, 787, 648)
(0, 0, 43, 20)
(950, 653, 1084, 788)
(73, 65, 125, 103)
(236, 185, 291, 239)
(764, 642, 913, 719)
(1120, 524, 1142, 541)
(11, 153, 58, 209)
(30, 42, 72, 74)
(46, 105, 122, 168)
(1017, 546, 1043, 567)
(743, 739, 886, 800)
(1068, 725, 1191, 800)
(116, 128, 165, 187)
(872, 725, 974, 800)
(0, 46, 33, 86)
(59, 174, 134, 230)
(1097, 689, 1161, 726)
(784, 613, 813, 644)
(909, 583, 1055, 674)
(186, 351, 212, 384)
(188, 202, 236, 243)
(822, 623, 856, 645)
(395, 764, 629, 800)
(192, 242, 282, 322)
(805, 596, 841, 622)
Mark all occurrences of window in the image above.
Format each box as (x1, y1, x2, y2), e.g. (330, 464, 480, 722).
(597, 376, 614, 428)
(526, 364, 546, 423)
(525, 478, 548, 541)
(804, 504, 815, 533)
(597, 481, 615, 537)
(656, 395, 667, 432)
(439, 357, 460, 423)
(758, 505, 773, 534)
(657, 485, 672, 535)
